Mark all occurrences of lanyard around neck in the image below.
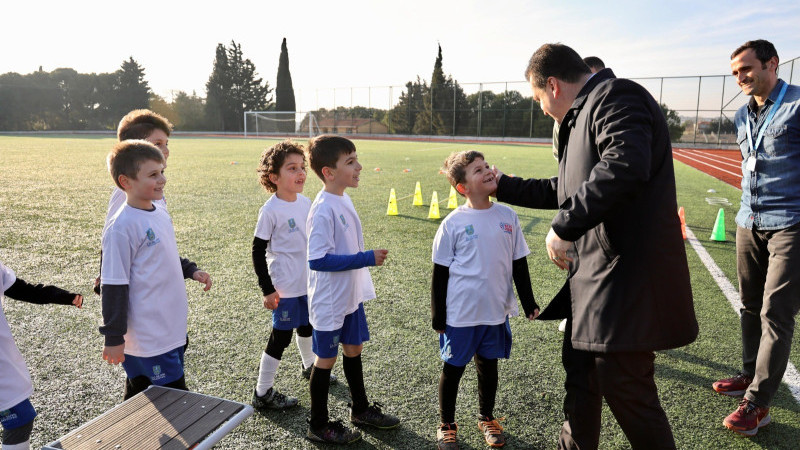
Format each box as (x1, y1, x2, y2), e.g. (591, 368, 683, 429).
(747, 82, 788, 155)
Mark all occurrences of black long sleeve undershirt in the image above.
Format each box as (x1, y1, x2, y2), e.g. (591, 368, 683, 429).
(252, 237, 276, 296)
(4, 277, 77, 305)
(431, 258, 539, 332)
(512, 257, 539, 317)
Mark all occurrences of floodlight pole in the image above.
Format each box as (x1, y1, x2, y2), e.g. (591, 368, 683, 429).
(243, 112, 248, 137)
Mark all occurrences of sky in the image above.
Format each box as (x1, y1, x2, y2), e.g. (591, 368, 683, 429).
(3, 0, 800, 111)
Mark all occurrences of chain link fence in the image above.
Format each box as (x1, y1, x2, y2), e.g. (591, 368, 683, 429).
(290, 57, 798, 146)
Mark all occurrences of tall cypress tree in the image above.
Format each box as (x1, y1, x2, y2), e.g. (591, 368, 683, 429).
(275, 38, 296, 132)
(276, 38, 296, 112)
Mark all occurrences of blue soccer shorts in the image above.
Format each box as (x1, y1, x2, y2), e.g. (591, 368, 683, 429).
(312, 303, 370, 358)
(439, 318, 512, 367)
(0, 399, 37, 430)
(272, 295, 310, 330)
(122, 345, 185, 385)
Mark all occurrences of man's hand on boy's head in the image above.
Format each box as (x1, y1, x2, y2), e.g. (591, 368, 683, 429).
(102, 344, 125, 365)
(192, 271, 212, 291)
(264, 292, 280, 310)
(72, 294, 84, 308)
(372, 249, 389, 266)
(490, 165, 504, 196)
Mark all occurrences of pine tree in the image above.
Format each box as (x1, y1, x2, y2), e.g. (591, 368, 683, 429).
(111, 57, 150, 119)
(205, 41, 273, 132)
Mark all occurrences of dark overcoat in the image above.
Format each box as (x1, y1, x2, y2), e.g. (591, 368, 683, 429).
(497, 69, 698, 352)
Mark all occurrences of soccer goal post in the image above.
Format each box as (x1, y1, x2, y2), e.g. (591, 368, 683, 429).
(243, 111, 320, 139)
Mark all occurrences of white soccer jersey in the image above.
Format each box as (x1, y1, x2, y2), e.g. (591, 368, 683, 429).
(103, 187, 167, 238)
(101, 204, 187, 357)
(432, 203, 530, 327)
(0, 261, 34, 411)
(254, 194, 311, 298)
(307, 191, 376, 331)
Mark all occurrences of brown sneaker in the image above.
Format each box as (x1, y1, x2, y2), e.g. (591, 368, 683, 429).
(477, 416, 505, 447)
(723, 399, 771, 437)
(713, 373, 753, 397)
(436, 422, 458, 450)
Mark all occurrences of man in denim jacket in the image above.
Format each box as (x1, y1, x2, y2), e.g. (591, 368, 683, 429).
(713, 39, 800, 437)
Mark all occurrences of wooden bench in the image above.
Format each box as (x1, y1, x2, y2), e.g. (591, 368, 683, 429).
(42, 386, 253, 450)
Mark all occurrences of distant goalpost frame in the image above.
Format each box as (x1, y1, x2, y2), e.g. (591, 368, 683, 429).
(243, 111, 319, 139)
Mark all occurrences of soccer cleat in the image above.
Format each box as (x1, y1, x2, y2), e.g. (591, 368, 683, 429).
(436, 422, 459, 450)
(306, 419, 362, 444)
(350, 402, 401, 429)
(723, 398, 771, 436)
(251, 387, 298, 410)
(477, 415, 506, 447)
(713, 373, 753, 397)
(301, 365, 338, 384)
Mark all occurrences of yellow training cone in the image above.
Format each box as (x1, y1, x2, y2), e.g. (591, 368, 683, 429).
(413, 181, 424, 206)
(447, 186, 458, 209)
(386, 188, 398, 216)
(428, 191, 441, 219)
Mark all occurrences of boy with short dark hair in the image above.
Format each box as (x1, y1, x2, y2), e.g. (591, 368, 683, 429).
(1, 264, 82, 450)
(100, 140, 212, 400)
(250, 140, 336, 411)
(94, 109, 174, 294)
(432, 150, 539, 449)
(305, 135, 400, 444)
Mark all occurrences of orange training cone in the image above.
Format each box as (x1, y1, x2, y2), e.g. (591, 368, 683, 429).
(678, 207, 686, 240)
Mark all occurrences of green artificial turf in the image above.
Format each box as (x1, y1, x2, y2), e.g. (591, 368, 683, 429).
(0, 135, 798, 449)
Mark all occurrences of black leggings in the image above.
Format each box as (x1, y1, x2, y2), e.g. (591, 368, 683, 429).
(2, 419, 34, 445)
(265, 324, 312, 360)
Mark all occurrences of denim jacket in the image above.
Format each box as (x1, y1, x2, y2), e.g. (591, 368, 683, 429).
(736, 79, 800, 230)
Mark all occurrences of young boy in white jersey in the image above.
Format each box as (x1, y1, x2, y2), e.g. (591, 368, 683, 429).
(431, 150, 539, 449)
(100, 140, 212, 400)
(305, 135, 400, 444)
(1, 262, 82, 450)
(250, 140, 336, 411)
(94, 109, 173, 295)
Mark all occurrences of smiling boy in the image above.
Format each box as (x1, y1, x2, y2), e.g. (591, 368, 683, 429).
(431, 150, 539, 449)
(304, 135, 399, 444)
(100, 140, 212, 400)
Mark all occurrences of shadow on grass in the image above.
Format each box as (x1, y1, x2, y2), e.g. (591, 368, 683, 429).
(745, 420, 800, 448)
(661, 348, 741, 375)
(358, 425, 435, 449)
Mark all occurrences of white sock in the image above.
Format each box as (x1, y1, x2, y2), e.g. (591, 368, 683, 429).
(3, 440, 31, 450)
(255, 352, 280, 396)
(297, 335, 315, 370)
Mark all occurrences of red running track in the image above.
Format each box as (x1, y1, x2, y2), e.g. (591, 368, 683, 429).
(673, 147, 742, 189)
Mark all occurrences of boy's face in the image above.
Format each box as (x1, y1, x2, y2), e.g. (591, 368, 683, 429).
(123, 159, 166, 205)
(270, 152, 306, 195)
(146, 129, 170, 160)
(324, 151, 362, 189)
(458, 157, 496, 199)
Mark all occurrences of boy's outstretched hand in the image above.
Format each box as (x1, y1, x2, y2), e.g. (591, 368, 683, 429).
(103, 344, 125, 365)
(192, 271, 212, 291)
(373, 249, 389, 266)
(72, 294, 84, 308)
(264, 292, 280, 310)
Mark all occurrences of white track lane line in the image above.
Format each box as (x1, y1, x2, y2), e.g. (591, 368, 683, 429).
(672, 152, 743, 178)
(675, 149, 742, 170)
(684, 226, 800, 405)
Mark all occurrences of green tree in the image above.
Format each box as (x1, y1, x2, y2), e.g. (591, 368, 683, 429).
(387, 79, 426, 134)
(205, 41, 273, 132)
(660, 103, 686, 142)
(111, 57, 150, 119)
(172, 91, 207, 131)
(412, 44, 469, 136)
(275, 38, 296, 112)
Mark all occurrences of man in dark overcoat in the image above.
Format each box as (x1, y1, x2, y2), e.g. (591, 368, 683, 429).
(493, 43, 698, 449)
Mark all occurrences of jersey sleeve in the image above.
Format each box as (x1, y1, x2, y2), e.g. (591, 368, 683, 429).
(307, 205, 336, 261)
(0, 261, 17, 293)
(511, 212, 531, 260)
(432, 220, 455, 267)
(101, 229, 133, 285)
(253, 205, 275, 240)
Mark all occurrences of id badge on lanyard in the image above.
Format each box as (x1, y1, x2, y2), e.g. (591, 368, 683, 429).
(745, 82, 788, 173)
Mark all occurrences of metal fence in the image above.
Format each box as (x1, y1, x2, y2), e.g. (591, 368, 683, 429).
(289, 56, 799, 146)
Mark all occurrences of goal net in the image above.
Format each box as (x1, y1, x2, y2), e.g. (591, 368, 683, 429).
(243, 111, 320, 139)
